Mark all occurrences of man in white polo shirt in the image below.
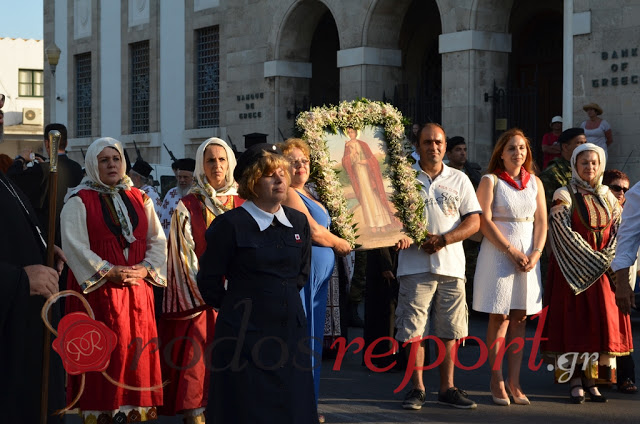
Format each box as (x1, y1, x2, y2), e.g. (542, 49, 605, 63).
(395, 123, 481, 411)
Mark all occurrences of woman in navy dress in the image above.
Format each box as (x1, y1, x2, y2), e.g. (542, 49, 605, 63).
(281, 139, 351, 421)
(197, 143, 318, 423)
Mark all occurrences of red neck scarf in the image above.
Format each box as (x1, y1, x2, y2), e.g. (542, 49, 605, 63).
(496, 167, 530, 191)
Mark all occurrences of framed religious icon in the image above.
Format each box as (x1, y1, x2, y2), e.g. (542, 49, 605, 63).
(297, 99, 428, 250)
(322, 126, 403, 249)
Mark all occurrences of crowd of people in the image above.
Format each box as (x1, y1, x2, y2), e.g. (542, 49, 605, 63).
(0, 101, 637, 423)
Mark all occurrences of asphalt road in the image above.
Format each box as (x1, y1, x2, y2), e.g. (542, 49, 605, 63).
(62, 307, 640, 424)
(318, 309, 640, 424)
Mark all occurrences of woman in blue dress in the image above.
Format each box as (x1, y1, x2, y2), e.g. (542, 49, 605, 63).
(281, 139, 352, 422)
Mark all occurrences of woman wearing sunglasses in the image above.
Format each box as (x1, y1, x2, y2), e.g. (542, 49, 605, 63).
(603, 170, 630, 205)
(603, 169, 637, 395)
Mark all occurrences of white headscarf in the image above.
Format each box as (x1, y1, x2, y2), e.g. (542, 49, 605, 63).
(190, 137, 238, 215)
(64, 137, 137, 243)
(570, 142, 607, 196)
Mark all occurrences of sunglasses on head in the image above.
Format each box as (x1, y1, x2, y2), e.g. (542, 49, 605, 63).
(608, 184, 629, 193)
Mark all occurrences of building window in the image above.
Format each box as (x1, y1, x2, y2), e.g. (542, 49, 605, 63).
(75, 53, 92, 138)
(18, 69, 44, 97)
(130, 41, 150, 134)
(196, 26, 219, 128)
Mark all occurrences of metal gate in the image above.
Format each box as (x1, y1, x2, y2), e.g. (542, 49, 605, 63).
(485, 80, 541, 167)
(383, 84, 442, 126)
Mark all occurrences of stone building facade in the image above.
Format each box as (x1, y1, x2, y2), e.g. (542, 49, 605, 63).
(44, 0, 640, 179)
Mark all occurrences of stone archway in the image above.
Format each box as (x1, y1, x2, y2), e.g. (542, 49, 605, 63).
(462, 0, 562, 165)
(271, 0, 340, 138)
(309, 10, 340, 108)
(398, 0, 443, 125)
(437, 0, 514, 163)
(364, 0, 442, 125)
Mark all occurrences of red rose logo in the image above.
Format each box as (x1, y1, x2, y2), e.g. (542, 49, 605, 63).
(52, 312, 118, 375)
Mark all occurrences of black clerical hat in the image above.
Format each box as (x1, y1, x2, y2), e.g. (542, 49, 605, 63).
(131, 159, 153, 178)
(233, 143, 282, 181)
(174, 158, 196, 172)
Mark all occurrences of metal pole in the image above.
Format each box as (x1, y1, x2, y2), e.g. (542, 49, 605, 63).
(51, 71, 56, 124)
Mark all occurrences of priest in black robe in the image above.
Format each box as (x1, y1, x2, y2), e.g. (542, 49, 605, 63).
(0, 170, 65, 423)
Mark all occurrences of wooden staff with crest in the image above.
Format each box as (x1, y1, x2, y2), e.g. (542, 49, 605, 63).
(41, 129, 61, 424)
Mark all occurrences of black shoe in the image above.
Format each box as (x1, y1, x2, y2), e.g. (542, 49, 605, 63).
(569, 384, 585, 404)
(437, 387, 477, 409)
(402, 389, 426, 410)
(585, 385, 607, 403)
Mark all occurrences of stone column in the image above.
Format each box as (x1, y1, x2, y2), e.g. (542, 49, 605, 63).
(439, 30, 511, 165)
(337, 47, 402, 101)
(264, 60, 312, 141)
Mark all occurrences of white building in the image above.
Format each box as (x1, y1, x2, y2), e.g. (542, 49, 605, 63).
(0, 37, 45, 157)
(45, 1, 640, 180)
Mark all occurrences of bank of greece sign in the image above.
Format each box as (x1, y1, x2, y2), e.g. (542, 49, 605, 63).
(592, 48, 639, 87)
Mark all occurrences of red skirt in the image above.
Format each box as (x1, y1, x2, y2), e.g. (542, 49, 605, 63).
(542, 254, 633, 355)
(158, 309, 217, 415)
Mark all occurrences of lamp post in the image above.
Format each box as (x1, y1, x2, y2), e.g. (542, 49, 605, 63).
(45, 43, 61, 124)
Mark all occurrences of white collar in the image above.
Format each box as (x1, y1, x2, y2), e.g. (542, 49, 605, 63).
(241, 200, 293, 231)
(413, 161, 450, 181)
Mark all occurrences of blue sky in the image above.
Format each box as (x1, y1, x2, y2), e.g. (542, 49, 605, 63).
(0, 0, 43, 40)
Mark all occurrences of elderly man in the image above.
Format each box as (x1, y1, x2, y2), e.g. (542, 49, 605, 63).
(160, 158, 196, 236)
(395, 123, 481, 410)
(129, 158, 163, 217)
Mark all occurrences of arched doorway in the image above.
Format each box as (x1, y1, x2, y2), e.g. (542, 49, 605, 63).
(275, 1, 339, 138)
(310, 11, 339, 108)
(509, 1, 563, 168)
(392, 0, 442, 126)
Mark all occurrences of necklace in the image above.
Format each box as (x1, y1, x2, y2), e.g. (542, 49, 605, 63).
(0, 175, 47, 248)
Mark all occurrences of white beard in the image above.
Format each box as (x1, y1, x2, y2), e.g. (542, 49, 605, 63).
(176, 185, 190, 198)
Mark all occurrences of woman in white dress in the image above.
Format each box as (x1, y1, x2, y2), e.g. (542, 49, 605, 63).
(473, 128, 547, 406)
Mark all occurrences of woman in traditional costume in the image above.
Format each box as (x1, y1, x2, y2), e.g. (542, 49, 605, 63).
(281, 138, 351, 422)
(473, 128, 547, 406)
(159, 137, 241, 423)
(541, 143, 633, 404)
(61, 137, 167, 422)
(197, 143, 318, 423)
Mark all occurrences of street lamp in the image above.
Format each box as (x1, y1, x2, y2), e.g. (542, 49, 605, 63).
(45, 43, 61, 123)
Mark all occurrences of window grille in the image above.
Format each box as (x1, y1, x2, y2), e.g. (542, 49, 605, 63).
(196, 26, 219, 128)
(130, 41, 150, 134)
(75, 53, 92, 137)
